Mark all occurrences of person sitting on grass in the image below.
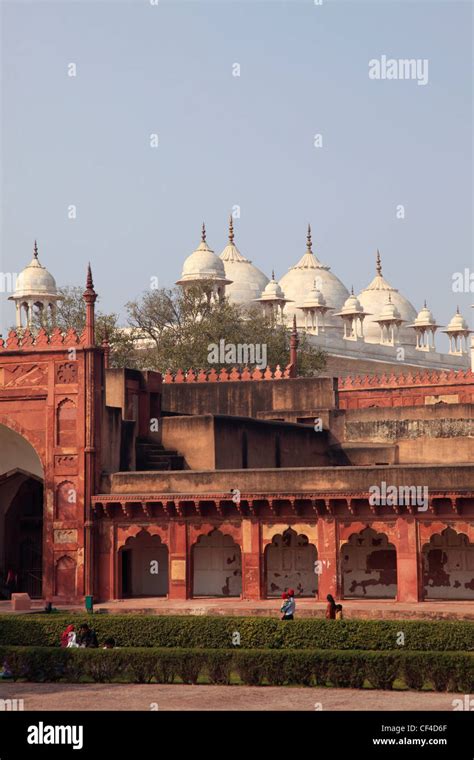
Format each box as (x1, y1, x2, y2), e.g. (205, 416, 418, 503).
(76, 623, 98, 648)
(335, 604, 343, 620)
(60, 624, 75, 648)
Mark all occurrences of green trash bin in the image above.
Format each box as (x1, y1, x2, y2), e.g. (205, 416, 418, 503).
(85, 595, 93, 613)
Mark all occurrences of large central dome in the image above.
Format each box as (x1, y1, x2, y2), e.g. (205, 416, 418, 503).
(357, 250, 417, 345)
(278, 226, 350, 328)
(219, 218, 269, 305)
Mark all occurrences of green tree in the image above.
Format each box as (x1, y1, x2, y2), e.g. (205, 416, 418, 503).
(126, 283, 326, 375)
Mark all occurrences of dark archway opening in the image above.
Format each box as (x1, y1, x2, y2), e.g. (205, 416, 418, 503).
(119, 530, 169, 598)
(3, 477, 43, 598)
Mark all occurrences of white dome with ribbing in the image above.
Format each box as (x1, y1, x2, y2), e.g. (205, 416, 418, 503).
(278, 225, 349, 328)
(357, 250, 417, 345)
(219, 218, 269, 305)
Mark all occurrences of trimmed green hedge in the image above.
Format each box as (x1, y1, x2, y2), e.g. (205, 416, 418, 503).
(0, 615, 473, 652)
(0, 646, 473, 690)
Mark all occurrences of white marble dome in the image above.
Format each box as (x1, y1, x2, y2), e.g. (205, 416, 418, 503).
(177, 225, 230, 286)
(377, 295, 402, 322)
(445, 308, 470, 333)
(412, 302, 437, 327)
(259, 274, 286, 301)
(300, 280, 327, 308)
(339, 290, 365, 315)
(219, 219, 269, 305)
(357, 251, 417, 345)
(278, 226, 349, 328)
(14, 243, 58, 298)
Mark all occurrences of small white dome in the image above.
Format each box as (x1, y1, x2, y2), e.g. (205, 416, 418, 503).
(177, 225, 230, 285)
(219, 218, 269, 304)
(377, 295, 402, 322)
(445, 308, 470, 333)
(13, 243, 58, 299)
(338, 289, 365, 316)
(301, 280, 327, 308)
(412, 302, 437, 328)
(279, 225, 349, 327)
(357, 250, 417, 344)
(258, 274, 286, 301)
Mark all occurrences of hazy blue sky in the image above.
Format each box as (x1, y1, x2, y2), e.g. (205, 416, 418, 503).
(1, 0, 472, 348)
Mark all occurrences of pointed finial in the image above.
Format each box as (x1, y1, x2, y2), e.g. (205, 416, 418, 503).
(388, 293, 392, 303)
(292, 314, 297, 333)
(306, 223, 312, 252)
(86, 262, 94, 291)
(456, 305, 460, 314)
(351, 285, 354, 295)
(272, 269, 275, 281)
(201, 222, 206, 243)
(376, 249, 382, 276)
(33, 240, 39, 260)
(228, 215, 234, 244)
(424, 299, 427, 308)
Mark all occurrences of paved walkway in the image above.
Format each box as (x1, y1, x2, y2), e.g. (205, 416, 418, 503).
(2, 598, 473, 620)
(0, 683, 461, 711)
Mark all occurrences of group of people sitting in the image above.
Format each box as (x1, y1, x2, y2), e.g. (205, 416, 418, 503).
(279, 590, 344, 620)
(60, 623, 116, 649)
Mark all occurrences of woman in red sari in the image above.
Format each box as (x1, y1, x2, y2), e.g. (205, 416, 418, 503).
(325, 594, 336, 620)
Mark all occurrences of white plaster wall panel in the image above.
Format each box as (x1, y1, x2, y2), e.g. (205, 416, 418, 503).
(341, 528, 397, 599)
(265, 528, 317, 597)
(423, 528, 474, 599)
(193, 531, 242, 597)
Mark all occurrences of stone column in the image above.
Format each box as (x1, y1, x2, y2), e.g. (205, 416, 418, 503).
(395, 516, 419, 602)
(241, 519, 261, 600)
(83, 265, 97, 598)
(168, 521, 187, 599)
(317, 518, 338, 600)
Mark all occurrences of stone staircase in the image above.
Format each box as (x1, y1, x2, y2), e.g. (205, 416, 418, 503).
(135, 439, 185, 471)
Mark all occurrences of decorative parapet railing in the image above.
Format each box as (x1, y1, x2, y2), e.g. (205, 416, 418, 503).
(0, 327, 87, 351)
(338, 368, 474, 391)
(163, 364, 294, 383)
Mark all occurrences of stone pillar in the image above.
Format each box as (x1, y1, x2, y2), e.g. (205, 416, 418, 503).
(83, 264, 97, 598)
(395, 517, 419, 602)
(241, 519, 261, 600)
(168, 521, 187, 599)
(289, 315, 299, 377)
(317, 518, 338, 600)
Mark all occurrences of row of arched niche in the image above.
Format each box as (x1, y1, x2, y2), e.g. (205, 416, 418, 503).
(118, 526, 474, 600)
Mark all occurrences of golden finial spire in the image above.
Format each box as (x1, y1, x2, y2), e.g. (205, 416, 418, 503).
(201, 222, 206, 243)
(228, 215, 234, 244)
(306, 223, 312, 252)
(376, 249, 382, 276)
(33, 240, 39, 260)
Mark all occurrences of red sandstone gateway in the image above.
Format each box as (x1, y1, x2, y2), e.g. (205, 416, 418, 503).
(0, 265, 474, 605)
